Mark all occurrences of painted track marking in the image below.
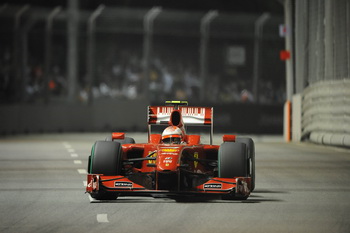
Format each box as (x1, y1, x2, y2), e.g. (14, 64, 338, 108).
(63, 141, 94, 205)
(62, 142, 71, 148)
(74, 160, 82, 164)
(77, 169, 87, 174)
(97, 214, 109, 223)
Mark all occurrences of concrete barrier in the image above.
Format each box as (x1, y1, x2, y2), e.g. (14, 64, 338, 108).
(0, 100, 284, 135)
(0, 99, 149, 134)
(302, 80, 350, 147)
(310, 132, 350, 147)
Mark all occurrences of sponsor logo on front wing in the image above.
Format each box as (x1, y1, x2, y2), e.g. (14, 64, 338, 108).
(204, 183, 222, 189)
(115, 181, 133, 188)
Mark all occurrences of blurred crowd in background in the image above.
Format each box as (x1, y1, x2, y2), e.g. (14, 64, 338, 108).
(0, 4, 286, 106)
(0, 47, 285, 105)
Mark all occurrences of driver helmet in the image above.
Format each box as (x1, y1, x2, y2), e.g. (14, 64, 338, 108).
(161, 126, 184, 144)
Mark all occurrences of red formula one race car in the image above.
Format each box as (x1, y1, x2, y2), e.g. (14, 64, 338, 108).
(86, 101, 255, 200)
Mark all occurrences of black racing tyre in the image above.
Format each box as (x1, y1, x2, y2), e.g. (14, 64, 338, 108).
(105, 136, 135, 144)
(87, 155, 92, 173)
(218, 142, 248, 178)
(236, 137, 255, 191)
(120, 137, 135, 144)
(218, 142, 248, 200)
(90, 141, 122, 175)
(219, 142, 248, 200)
(89, 141, 122, 200)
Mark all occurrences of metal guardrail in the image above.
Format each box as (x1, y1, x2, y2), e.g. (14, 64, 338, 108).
(302, 80, 350, 147)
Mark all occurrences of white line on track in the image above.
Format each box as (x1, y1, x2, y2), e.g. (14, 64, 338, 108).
(77, 169, 87, 174)
(97, 214, 109, 223)
(70, 153, 78, 157)
(67, 148, 75, 153)
(74, 160, 82, 164)
(62, 142, 70, 147)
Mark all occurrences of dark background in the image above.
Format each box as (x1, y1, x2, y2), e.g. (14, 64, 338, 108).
(3, 0, 284, 14)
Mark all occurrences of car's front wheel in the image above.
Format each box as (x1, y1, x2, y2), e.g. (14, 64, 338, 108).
(236, 137, 255, 191)
(218, 142, 248, 178)
(218, 142, 249, 200)
(89, 141, 122, 200)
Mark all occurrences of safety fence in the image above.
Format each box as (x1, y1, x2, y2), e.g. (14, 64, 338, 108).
(294, 0, 350, 92)
(293, 0, 350, 146)
(0, 4, 284, 105)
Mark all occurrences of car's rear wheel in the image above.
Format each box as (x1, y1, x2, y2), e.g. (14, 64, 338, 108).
(105, 136, 135, 144)
(218, 142, 248, 200)
(89, 141, 122, 200)
(236, 137, 255, 191)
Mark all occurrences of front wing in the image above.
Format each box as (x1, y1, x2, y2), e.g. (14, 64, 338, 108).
(86, 174, 251, 197)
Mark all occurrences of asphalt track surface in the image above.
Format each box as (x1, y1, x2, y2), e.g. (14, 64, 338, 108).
(0, 133, 350, 233)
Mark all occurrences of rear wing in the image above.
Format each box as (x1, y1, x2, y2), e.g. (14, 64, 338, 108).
(148, 105, 214, 144)
(148, 106, 213, 126)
